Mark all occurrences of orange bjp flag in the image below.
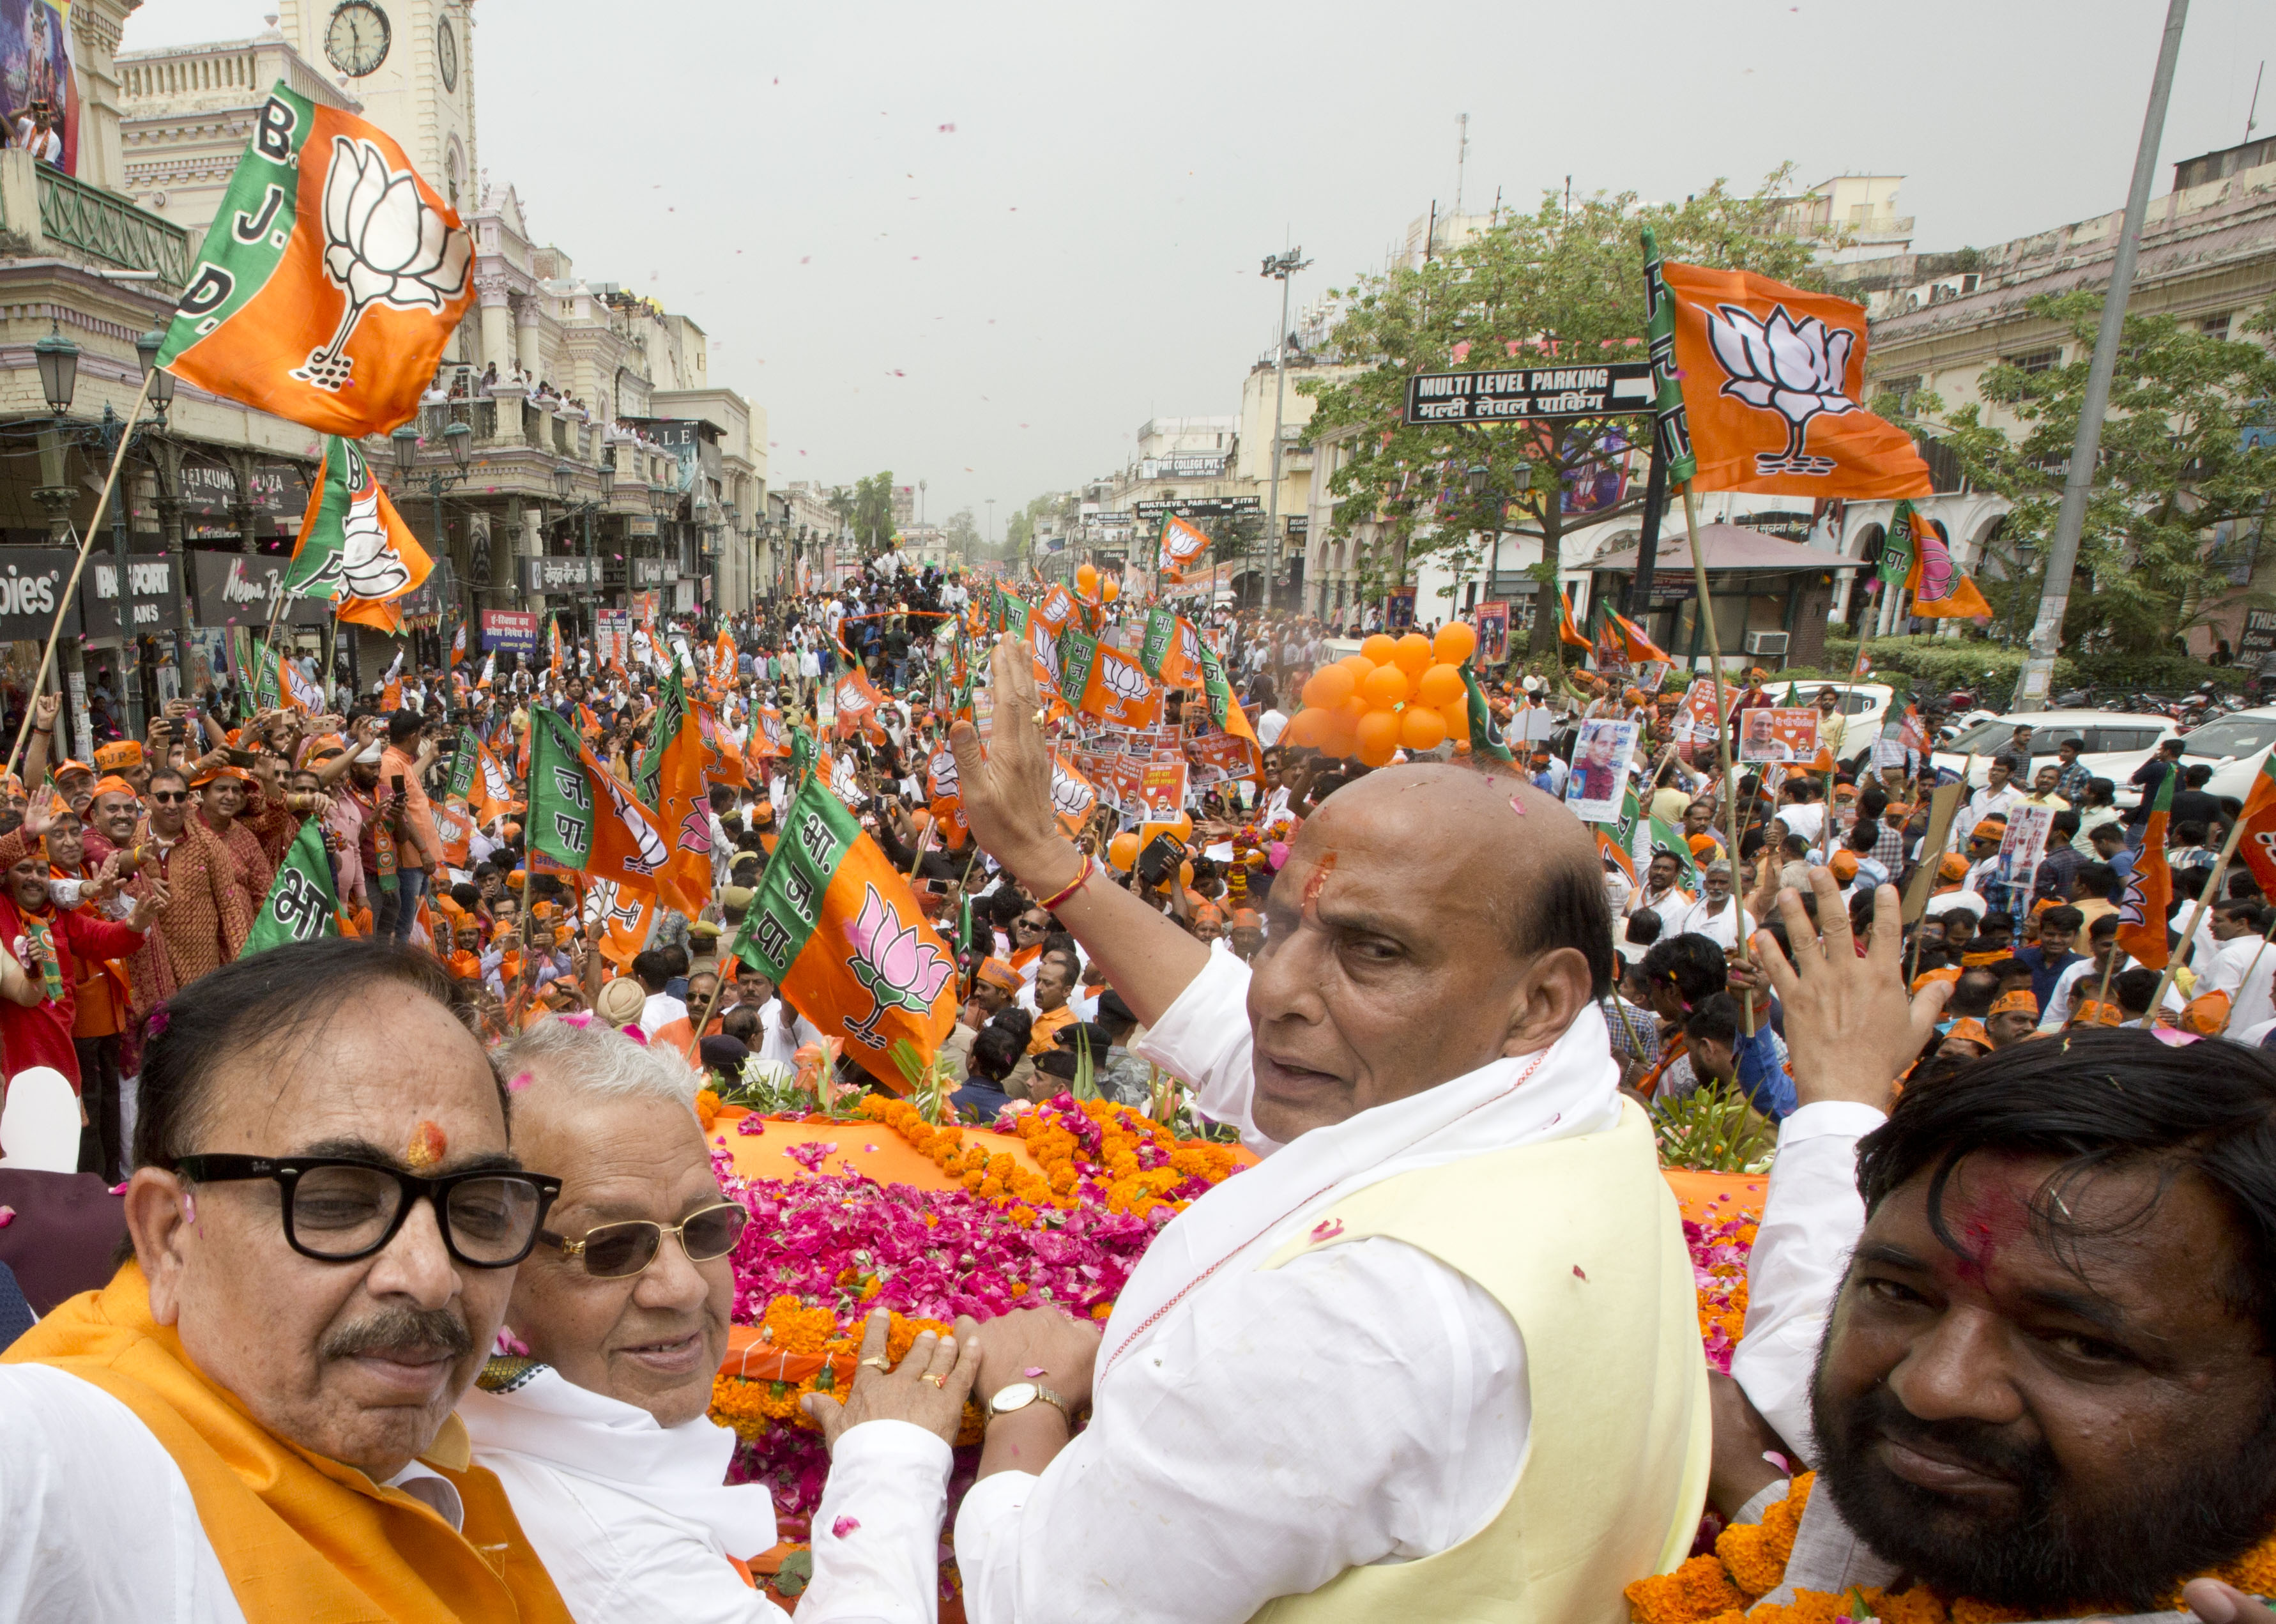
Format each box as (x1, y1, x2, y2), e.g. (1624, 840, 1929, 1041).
(652, 693, 718, 917)
(730, 775, 958, 1092)
(1660, 261, 1933, 500)
(154, 84, 474, 438)
(1901, 510, 1994, 620)
(2115, 770, 2174, 973)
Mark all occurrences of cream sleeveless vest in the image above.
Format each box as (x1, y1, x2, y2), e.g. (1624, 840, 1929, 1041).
(1251, 1099, 1709, 1624)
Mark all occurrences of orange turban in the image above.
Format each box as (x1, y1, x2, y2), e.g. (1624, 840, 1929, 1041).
(2185, 991, 2232, 1036)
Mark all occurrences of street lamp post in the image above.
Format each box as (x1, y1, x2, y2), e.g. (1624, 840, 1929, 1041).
(393, 420, 473, 657)
(1259, 246, 1312, 613)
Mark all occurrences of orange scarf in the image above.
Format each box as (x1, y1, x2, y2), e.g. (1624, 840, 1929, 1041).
(3, 1264, 572, 1623)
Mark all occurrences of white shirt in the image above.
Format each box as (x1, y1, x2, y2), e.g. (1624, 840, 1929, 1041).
(464, 1362, 949, 1623)
(753, 997, 825, 1070)
(1778, 802, 1825, 846)
(1666, 895, 1756, 951)
(0, 1362, 472, 1623)
(2036, 953, 2184, 1030)
(2208, 931, 2276, 1034)
(640, 990, 691, 1038)
(955, 952, 1627, 1624)
(1727, 1101, 1886, 1464)
(1256, 709, 1288, 747)
(1949, 784, 2024, 851)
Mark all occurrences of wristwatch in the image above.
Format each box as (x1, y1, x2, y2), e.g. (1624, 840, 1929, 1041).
(985, 1381, 1069, 1426)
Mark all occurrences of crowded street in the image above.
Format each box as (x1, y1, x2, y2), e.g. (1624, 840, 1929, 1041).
(1, 2, 2275, 1623)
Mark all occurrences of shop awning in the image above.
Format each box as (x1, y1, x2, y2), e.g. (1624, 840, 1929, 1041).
(1589, 524, 1863, 574)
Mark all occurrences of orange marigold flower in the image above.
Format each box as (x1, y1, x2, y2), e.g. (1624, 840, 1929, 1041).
(1945, 1602, 2033, 1624)
(1714, 1521, 1785, 1600)
(1626, 1556, 1744, 1624)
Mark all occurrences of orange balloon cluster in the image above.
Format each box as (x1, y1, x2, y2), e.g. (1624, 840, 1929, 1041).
(1287, 622, 1482, 767)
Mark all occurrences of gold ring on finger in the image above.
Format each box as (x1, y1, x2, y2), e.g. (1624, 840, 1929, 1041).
(860, 1354, 892, 1372)
(921, 1370, 947, 1389)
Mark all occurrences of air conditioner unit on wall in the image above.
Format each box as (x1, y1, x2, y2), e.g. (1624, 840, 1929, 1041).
(1745, 631, 1790, 657)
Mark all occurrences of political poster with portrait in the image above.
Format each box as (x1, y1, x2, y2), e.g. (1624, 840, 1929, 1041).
(1739, 707, 1821, 765)
(1635, 661, 1672, 694)
(1564, 718, 1638, 825)
(1673, 679, 1733, 752)
(1475, 601, 1510, 664)
(1996, 804, 2057, 896)
(1137, 758, 1189, 820)
(1, 1, 76, 176)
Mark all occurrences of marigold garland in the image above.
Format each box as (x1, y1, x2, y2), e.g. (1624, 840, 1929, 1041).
(1625, 1473, 2276, 1624)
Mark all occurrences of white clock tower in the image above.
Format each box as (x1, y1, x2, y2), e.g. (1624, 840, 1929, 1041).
(275, 0, 477, 212)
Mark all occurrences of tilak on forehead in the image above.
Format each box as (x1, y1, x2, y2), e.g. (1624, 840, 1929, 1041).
(405, 1120, 447, 1170)
(1299, 850, 1338, 916)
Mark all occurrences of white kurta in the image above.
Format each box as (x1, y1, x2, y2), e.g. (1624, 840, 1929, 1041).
(953, 952, 1626, 1624)
(0, 1362, 464, 1623)
(462, 1363, 951, 1624)
(1726, 1101, 1886, 1463)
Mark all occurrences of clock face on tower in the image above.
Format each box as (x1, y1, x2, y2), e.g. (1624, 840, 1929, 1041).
(325, 0, 391, 78)
(437, 18, 458, 91)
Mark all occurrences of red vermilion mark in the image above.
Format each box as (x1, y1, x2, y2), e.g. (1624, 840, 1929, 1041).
(1301, 850, 1338, 916)
(1951, 1178, 2032, 1285)
(406, 1120, 447, 1171)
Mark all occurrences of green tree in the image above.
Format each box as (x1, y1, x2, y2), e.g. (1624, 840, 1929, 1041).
(942, 507, 981, 563)
(825, 485, 855, 539)
(1900, 294, 2276, 654)
(1003, 491, 1074, 563)
(1301, 174, 1821, 650)
(851, 471, 897, 556)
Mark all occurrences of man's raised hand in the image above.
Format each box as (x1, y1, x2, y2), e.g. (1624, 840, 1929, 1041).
(945, 634, 1071, 888)
(1750, 869, 1948, 1112)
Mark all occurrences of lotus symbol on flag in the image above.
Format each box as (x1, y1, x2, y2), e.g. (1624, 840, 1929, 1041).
(1050, 762, 1092, 821)
(1700, 301, 1860, 477)
(293, 136, 473, 393)
(597, 772, 669, 875)
(843, 884, 953, 1045)
(1098, 657, 1151, 705)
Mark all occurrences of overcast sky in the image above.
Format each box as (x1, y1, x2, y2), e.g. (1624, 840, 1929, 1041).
(123, 0, 2275, 533)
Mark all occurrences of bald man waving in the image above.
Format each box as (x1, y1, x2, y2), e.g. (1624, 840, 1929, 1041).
(943, 636, 1708, 1624)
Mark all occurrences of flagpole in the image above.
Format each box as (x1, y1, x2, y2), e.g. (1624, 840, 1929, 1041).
(6, 368, 158, 777)
(2139, 808, 2252, 1026)
(320, 611, 340, 714)
(1676, 480, 1759, 1032)
(682, 971, 726, 1064)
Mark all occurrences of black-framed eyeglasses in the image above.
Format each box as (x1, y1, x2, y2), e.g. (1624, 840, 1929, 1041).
(538, 1200, 749, 1280)
(174, 1154, 560, 1268)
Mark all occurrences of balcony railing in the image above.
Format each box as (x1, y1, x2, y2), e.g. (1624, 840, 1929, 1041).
(36, 167, 190, 286)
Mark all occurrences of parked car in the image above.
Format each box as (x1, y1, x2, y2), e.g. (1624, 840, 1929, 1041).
(1930, 710, 2178, 795)
(2165, 707, 2276, 805)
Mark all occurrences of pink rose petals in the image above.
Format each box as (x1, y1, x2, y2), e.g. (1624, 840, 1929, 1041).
(830, 1515, 860, 1539)
(1308, 1218, 1344, 1244)
(785, 1140, 837, 1171)
(1023, 1367, 1046, 1379)
(0, 1205, 13, 1228)
(738, 1114, 767, 1135)
(507, 1071, 533, 1093)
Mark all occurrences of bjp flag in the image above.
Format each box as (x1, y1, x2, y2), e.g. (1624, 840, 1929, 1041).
(1898, 505, 1994, 620)
(650, 692, 719, 917)
(925, 743, 968, 850)
(830, 667, 892, 744)
(2233, 753, 2276, 900)
(1157, 514, 1210, 581)
(2116, 769, 2174, 972)
(1658, 259, 1932, 500)
(155, 84, 474, 437)
(1138, 607, 1203, 690)
(731, 774, 958, 1092)
(692, 701, 748, 790)
(287, 436, 434, 616)
(1057, 628, 1163, 730)
(527, 707, 675, 900)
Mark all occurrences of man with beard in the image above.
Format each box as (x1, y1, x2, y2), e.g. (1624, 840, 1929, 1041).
(0, 939, 577, 1620)
(466, 1016, 976, 1620)
(123, 767, 254, 1041)
(1706, 869, 2276, 1620)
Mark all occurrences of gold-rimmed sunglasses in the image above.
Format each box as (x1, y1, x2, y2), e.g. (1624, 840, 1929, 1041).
(536, 1200, 749, 1280)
